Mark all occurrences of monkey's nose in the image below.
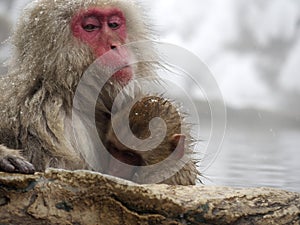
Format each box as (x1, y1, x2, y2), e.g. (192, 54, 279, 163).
(111, 45, 117, 50)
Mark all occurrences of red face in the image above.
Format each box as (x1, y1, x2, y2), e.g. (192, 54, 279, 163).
(71, 7, 133, 84)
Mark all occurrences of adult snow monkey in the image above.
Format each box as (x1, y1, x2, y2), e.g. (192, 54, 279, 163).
(0, 0, 199, 185)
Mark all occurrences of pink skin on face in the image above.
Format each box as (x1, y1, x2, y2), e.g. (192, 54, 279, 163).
(71, 7, 133, 84)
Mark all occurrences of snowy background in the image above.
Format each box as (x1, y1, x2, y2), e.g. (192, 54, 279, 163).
(0, 0, 299, 192)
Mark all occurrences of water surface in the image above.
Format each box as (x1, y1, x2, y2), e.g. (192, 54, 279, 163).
(202, 124, 300, 193)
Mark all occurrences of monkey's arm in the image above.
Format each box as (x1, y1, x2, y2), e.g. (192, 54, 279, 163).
(0, 145, 35, 174)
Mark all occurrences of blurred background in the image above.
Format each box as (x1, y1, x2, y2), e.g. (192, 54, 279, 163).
(0, 0, 299, 192)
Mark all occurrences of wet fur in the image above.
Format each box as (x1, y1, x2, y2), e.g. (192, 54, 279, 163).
(0, 0, 199, 185)
(0, 0, 152, 171)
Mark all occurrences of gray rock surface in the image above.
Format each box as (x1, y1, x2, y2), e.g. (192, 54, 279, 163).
(0, 169, 299, 224)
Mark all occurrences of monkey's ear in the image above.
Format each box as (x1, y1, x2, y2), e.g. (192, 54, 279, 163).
(170, 134, 185, 160)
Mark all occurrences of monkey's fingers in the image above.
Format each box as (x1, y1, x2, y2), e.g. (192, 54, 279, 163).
(0, 156, 35, 174)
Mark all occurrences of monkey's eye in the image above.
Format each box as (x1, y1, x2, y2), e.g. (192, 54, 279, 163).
(108, 22, 120, 29)
(108, 16, 122, 30)
(122, 151, 142, 165)
(83, 24, 100, 32)
(82, 17, 101, 32)
(123, 151, 136, 159)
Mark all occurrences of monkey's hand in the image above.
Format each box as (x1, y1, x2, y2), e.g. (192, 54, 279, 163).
(0, 146, 35, 174)
(0, 155, 35, 174)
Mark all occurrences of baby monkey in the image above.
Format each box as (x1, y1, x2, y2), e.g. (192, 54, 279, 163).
(100, 95, 199, 185)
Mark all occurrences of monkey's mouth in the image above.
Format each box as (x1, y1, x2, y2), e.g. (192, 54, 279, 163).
(111, 66, 133, 85)
(97, 47, 134, 84)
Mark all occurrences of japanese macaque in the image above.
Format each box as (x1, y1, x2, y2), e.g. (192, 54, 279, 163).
(102, 95, 199, 185)
(0, 0, 199, 185)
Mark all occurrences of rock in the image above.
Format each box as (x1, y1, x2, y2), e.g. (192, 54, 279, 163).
(0, 169, 299, 225)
